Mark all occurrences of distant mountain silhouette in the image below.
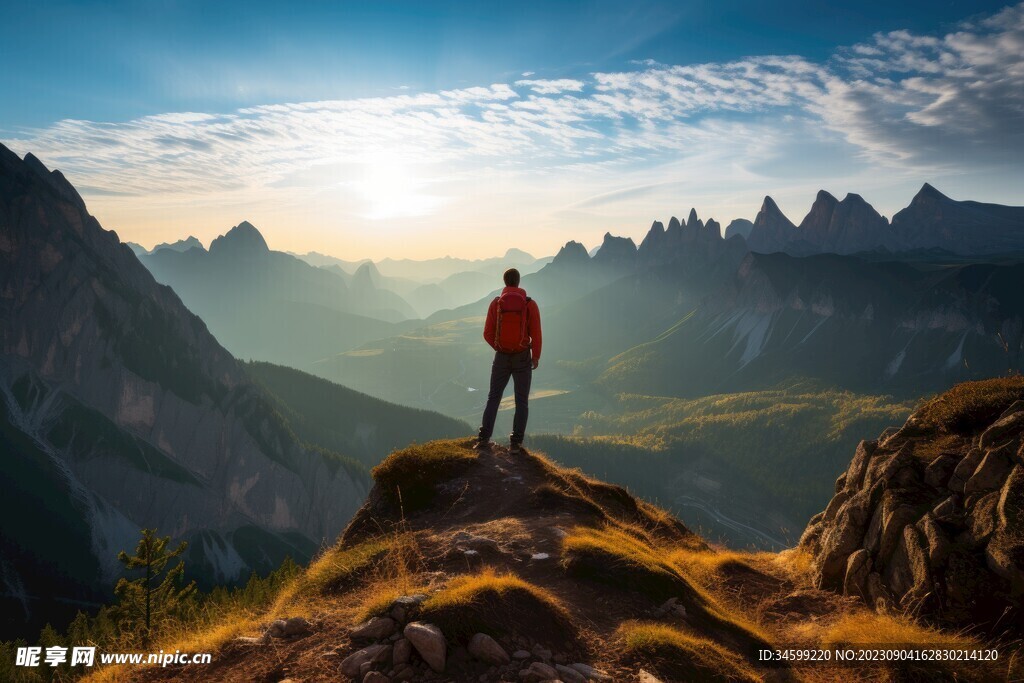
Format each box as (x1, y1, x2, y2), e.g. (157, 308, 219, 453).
(153, 235, 205, 253)
(0, 145, 369, 638)
(747, 184, 1024, 255)
(137, 222, 419, 368)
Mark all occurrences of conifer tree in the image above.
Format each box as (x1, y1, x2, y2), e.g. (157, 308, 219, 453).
(113, 529, 196, 645)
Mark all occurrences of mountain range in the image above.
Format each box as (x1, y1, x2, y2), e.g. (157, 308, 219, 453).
(746, 183, 1024, 256)
(0, 144, 464, 640)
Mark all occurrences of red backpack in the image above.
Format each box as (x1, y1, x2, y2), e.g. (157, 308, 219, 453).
(493, 290, 532, 353)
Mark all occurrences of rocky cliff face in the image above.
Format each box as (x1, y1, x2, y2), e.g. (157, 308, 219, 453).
(0, 145, 369, 636)
(801, 378, 1024, 634)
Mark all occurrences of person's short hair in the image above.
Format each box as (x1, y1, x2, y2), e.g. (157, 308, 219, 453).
(503, 268, 521, 287)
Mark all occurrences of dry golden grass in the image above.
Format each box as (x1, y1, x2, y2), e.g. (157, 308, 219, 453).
(669, 546, 759, 581)
(772, 547, 815, 583)
(561, 525, 771, 654)
(562, 525, 689, 600)
(371, 438, 479, 510)
(815, 611, 996, 680)
(414, 569, 577, 644)
(915, 376, 1024, 434)
(616, 621, 760, 682)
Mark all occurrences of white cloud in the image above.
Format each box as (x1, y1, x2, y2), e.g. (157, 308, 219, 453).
(2, 3, 1021, 256)
(514, 78, 586, 94)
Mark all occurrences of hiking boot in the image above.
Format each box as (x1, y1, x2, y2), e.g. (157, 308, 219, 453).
(509, 442, 523, 455)
(472, 438, 492, 452)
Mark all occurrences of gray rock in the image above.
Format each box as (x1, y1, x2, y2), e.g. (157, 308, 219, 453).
(267, 619, 288, 639)
(392, 638, 412, 666)
(283, 616, 311, 637)
(979, 411, 1024, 449)
(524, 661, 558, 679)
(924, 454, 958, 488)
(965, 448, 1012, 495)
(917, 515, 951, 569)
(363, 672, 390, 683)
(403, 622, 447, 672)
(512, 650, 532, 660)
(950, 448, 985, 493)
(843, 549, 871, 600)
(341, 644, 389, 678)
(968, 492, 1000, 546)
(468, 633, 510, 664)
(997, 465, 1024, 529)
(353, 616, 397, 640)
(570, 663, 612, 681)
(555, 664, 586, 683)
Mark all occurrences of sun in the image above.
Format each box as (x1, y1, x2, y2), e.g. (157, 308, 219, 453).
(354, 155, 444, 220)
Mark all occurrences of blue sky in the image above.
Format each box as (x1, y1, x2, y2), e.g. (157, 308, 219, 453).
(2, 0, 1022, 258)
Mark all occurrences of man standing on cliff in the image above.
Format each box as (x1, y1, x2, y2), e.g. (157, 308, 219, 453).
(473, 268, 542, 455)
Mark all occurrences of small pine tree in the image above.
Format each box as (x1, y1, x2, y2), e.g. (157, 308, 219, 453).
(113, 529, 196, 646)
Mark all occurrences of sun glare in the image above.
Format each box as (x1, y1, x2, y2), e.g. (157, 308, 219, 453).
(353, 156, 444, 221)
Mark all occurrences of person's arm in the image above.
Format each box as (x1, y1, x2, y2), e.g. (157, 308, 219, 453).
(528, 299, 542, 367)
(483, 298, 497, 349)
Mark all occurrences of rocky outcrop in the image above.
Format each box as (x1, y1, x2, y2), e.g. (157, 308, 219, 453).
(802, 388, 1024, 633)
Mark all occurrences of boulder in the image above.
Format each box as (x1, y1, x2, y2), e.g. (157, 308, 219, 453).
(813, 491, 871, 589)
(917, 515, 951, 569)
(403, 622, 447, 672)
(341, 644, 389, 678)
(556, 663, 587, 683)
(967, 492, 999, 546)
(468, 633, 510, 664)
(886, 526, 931, 607)
(924, 454, 958, 488)
(283, 616, 312, 637)
(392, 638, 412, 666)
(352, 616, 397, 640)
(950, 448, 985, 493)
(267, 619, 288, 639)
(997, 465, 1024, 529)
(979, 411, 1024, 449)
(878, 504, 918, 562)
(570, 663, 612, 680)
(843, 549, 871, 600)
(363, 672, 390, 683)
(965, 448, 1013, 495)
(985, 533, 1024, 589)
(523, 661, 558, 679)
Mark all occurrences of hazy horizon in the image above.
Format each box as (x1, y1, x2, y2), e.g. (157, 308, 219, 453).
(3, 0, 1022, 259)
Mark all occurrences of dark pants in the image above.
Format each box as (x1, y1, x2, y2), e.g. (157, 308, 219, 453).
(478, 349, 532, 444)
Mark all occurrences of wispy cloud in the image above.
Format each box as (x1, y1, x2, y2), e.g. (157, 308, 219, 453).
(3, 3, 1021, 257)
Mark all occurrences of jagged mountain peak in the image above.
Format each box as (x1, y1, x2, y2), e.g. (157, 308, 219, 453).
(503, 247, 535, 261)
(686, 207, 701, 228)
(19, 151, 87, 212)
(814, 189, 839, 204)
(209, 220, 270, 255)
(552, 240, 590, 264)
(666, 216, 681, 233)
(153, 235, 205, 253)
